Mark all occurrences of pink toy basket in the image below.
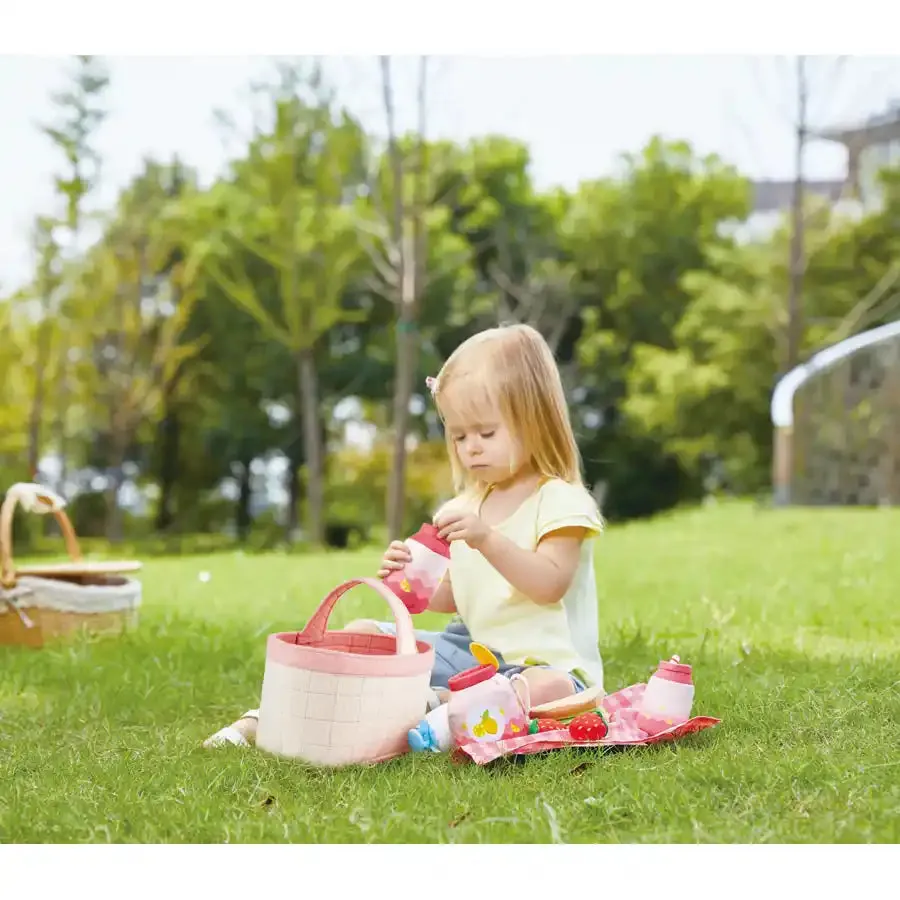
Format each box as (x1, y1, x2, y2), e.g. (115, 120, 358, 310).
(256, 577, 435, 767)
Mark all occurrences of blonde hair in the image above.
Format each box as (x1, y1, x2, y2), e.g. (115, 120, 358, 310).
(430, 323, 584, 493)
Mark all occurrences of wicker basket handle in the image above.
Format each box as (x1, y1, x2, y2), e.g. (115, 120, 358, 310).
(0, 483, 82, 588)
(298, 577, 419, 656)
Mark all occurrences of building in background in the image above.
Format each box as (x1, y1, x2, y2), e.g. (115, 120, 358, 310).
(750, 178, 845, 214)
(816, 98, 900, 210)
(749, 99, 900, 220)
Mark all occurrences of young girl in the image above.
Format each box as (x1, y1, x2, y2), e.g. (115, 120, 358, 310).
(204, 324, 604, 748)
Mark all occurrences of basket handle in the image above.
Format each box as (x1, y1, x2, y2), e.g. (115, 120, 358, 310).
(0, 483, 82, 588)
(297, 577, 419, 656)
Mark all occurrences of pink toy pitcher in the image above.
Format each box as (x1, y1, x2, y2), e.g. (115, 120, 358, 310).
(407, 643, 531, 754)
(382, 523, 451, 614)
(447, 662, 530, 747)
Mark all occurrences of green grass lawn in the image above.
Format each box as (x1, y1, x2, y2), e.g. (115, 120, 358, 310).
(2, 501, 898, 843)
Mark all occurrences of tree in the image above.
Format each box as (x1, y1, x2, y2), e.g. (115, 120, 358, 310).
(570, 137, 753, 517)
(804, 169, 900, 349)
(148, 252, 285, 540)
(435, 136, 576, 350)
(196, 59, 366, 544)
(77, 160, 204, 541)
(355, 58, 487, 537)
(25, 217, 62, 480)
(0, 288, 32, 468)
(743, 55, 855, 372)
(624, 240, 784, 493)
(40, 54, 110, 491)
(376, 55, 430, 542)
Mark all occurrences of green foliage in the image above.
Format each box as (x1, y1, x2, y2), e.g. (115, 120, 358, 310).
(569, 138, 758, 513)
(41, 55, 109, 233)
(623, 241, 782, 492)
(10, 56, 900, 539)
(327, 440, 454, 543)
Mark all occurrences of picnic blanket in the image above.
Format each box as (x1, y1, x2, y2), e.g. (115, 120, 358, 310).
(456, 682, 721, 765)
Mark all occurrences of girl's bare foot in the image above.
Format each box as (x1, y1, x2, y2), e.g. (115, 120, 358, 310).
(203, 709, 259, 748)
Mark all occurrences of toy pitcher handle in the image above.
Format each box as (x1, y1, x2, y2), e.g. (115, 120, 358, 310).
(297, 577, 419, 656)
(510, 673, 531, 714)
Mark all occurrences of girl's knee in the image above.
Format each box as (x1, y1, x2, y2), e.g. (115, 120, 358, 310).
(520, 667, 575, 707)
(341, 619, 384, 635)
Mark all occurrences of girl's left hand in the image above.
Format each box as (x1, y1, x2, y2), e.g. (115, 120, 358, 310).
(434, 510, 491, 549)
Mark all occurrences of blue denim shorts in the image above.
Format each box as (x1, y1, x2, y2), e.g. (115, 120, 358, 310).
(376, 617, 587, 693)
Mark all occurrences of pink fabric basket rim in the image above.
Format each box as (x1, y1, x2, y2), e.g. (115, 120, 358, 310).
(267, 631, 435, 678)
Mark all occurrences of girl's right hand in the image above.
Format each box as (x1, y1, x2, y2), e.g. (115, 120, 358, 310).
(377, 540, 412, 578)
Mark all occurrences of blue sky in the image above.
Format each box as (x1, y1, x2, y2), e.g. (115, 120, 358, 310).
(2, 54, 899, 291)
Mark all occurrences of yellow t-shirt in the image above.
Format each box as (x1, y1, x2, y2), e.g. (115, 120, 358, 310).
(447, 478, 605, 689)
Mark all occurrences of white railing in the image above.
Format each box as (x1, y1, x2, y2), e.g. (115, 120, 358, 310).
(771, 319, 900, 504)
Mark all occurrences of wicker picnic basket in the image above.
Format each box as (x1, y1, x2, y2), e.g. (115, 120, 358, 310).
(0, 483, 142, 648)
(256, 577, 435, 767)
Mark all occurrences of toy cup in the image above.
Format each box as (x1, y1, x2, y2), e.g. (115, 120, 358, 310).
(636, 654, 694, 734)
(382, 523, 451, 614)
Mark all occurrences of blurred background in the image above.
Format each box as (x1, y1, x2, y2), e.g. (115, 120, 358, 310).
(2, 54, 899, 554)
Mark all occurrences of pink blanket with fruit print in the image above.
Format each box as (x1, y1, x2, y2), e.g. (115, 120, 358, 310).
(456, 682, 721, 766)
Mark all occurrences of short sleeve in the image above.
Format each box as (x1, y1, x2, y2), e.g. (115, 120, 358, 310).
(535, 479, 605, 542)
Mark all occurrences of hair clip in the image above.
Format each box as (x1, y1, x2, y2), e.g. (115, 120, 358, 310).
(425, 376, 438, 396)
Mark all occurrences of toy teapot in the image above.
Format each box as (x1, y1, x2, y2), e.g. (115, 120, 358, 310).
(408, 643, 531, 753)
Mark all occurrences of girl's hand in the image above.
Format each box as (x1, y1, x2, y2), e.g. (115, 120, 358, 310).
(434, 510, 491, 549)
(378, 540, 412, 578)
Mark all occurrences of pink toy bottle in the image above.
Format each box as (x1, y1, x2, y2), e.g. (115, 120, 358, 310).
(382, 523, 451, 614)
(636, 655, 694, 734)
(446, 663, 530, 747)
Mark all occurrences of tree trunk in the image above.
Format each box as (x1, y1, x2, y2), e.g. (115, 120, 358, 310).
(236, 460, 253, 542)
(296, 347, 325, 545)
(104, 438, 126, 544)
(155, 408, 180, 532)
(786, 54, 808, 372)
(27, 317, 53, 481)
(285, 447, 301, 542)
(387, 308, 419, 540)
(383, 55, 428, 542)
(45, 346, 71, 543)
(54, 348, 71, 493)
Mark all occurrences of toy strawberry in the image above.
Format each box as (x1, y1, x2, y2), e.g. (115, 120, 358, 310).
(568, 712, 608, 742)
